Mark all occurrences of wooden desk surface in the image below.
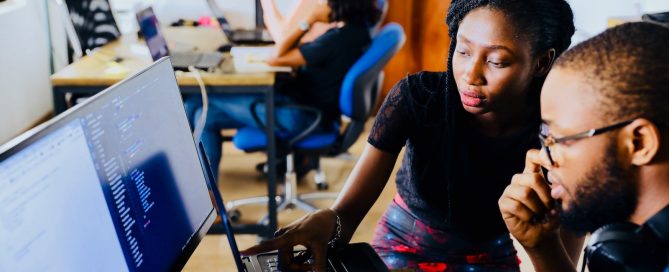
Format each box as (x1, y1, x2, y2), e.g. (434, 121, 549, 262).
(51, 27, 275, 87)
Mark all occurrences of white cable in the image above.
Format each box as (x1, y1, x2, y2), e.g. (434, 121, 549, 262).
(189, 66, 209, 144)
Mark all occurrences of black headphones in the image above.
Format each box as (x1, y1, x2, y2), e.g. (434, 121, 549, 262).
(583, 204, 669, 272)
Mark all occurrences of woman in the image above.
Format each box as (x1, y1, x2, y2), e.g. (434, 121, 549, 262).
(242, 0, 580, 271)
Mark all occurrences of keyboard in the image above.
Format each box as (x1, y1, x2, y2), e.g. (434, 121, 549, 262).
(257, 253, 339, 272)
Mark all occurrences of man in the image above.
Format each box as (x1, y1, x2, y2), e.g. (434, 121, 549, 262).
(499, 22, 669, 271)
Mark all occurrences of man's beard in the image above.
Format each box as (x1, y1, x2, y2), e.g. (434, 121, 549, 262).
(557, 144, 638, 235)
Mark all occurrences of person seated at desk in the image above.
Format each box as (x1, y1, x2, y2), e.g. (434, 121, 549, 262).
(241, 0, 579, 271)
(261, 0, 334, 43)
(184, 0, 380, 182)
(499, 22, 669, 272)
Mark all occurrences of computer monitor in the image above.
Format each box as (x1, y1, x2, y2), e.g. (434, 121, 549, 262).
(0, 58, 216, 271)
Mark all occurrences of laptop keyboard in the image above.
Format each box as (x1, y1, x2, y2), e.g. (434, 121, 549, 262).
(258, 255, 280, 272)
(257, 254, 339, 272)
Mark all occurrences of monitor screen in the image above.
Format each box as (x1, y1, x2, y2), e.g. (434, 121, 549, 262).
(136, 7, 169, 61)
(0, 58, 215, 271)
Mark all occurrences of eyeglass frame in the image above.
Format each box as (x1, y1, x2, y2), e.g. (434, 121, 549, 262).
(538, 119, 636, 167)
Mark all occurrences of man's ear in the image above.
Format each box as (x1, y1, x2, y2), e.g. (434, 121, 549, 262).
(534, 48, 556, 77)
(624, 118, 661, 166)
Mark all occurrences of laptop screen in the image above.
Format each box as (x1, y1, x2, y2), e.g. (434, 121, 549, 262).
(136, 7, 169, 61)
(0, 58, 215, 271)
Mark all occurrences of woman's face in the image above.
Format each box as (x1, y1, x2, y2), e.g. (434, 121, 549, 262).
(452, 7, 537, 115)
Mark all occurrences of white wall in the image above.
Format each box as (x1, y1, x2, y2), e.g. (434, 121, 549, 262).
(568, 0, 669, 46)
(0, 0, 53, 144)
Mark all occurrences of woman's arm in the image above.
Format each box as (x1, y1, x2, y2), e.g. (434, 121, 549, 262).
(267, 4, 330, 67)
(260, 0, 285, 41)
(265, 19, 310, 67)
(332, 144, 399, 243)
(241, 144, 398, 272)
(261, 0, 323, 43)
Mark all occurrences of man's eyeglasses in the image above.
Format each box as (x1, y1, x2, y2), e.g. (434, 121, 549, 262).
(538, 119, 635, 167)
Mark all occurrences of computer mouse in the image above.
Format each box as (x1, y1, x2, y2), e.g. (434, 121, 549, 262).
(217, 43, 233, 53)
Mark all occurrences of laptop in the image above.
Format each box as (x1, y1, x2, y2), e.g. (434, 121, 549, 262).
(200, 137, 389, 271)
(136, 7, 224, 70)
(0, 58, 216, 271)
(206, 0, 274, 45)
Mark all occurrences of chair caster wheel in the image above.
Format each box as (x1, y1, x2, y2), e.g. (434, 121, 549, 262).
(228, 209, 241, 222)
(316, 183, 329, 191)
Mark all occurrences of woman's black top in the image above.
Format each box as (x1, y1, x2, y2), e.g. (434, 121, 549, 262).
(368, 71, 540, 241)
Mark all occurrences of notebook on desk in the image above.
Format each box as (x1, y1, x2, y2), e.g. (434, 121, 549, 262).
(230, 46, 292, 73)
(136, 6, 224, 70)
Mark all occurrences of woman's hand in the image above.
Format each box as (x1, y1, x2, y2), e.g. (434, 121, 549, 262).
(498, 149, 559, 249)
(240, 209, 338, 272)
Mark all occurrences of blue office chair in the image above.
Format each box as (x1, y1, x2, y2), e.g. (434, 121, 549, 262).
(227, 23, 406, 221)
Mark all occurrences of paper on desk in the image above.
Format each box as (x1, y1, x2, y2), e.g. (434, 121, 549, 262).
(230, 46, 292, 73)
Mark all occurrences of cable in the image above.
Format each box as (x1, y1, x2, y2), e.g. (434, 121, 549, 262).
(189, 66, 209, 144)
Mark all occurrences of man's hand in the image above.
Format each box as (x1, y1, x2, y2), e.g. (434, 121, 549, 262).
(499, 149, 559, 249)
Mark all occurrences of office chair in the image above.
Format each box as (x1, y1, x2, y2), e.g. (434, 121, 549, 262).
(228, 23, 406, 222)
(56, 0, 121, 61)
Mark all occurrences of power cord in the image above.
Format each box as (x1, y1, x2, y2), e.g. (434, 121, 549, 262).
(189, 66, 209, 144)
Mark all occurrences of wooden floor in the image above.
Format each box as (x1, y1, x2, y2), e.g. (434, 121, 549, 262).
(181, 121, 583, 271)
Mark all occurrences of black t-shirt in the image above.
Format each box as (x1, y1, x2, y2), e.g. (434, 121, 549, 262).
(280, 23, 370, 124)
(368, 71, 540, 241)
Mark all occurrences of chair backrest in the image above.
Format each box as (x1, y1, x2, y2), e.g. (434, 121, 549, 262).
(335, 23, 405, 153)
(340, 23, 405, 120)
(62, 0, 121, 59)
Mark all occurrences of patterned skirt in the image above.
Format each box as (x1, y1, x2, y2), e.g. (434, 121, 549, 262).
(371, 194, 521, 272)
